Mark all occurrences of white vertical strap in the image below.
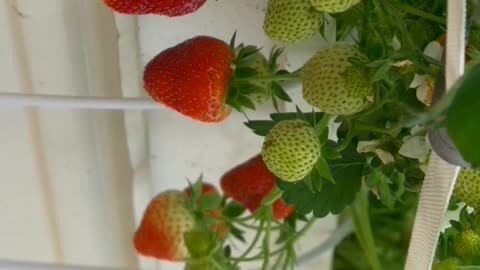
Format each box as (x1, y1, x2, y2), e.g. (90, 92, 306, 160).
(404, 1, 465, 269)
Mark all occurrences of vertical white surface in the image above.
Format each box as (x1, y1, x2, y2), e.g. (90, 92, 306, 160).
(0, 0, 140, 269)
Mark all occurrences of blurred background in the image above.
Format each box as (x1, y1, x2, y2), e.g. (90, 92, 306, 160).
(0, 0, 336, 269)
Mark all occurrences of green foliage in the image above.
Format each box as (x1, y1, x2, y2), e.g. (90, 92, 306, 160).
(277, 142, 365, 217)
(446, 63, 480, 168)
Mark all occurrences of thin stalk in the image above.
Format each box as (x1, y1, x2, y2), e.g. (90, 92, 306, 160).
(233, 220, 281, 230)
(209, 256, 224, 270)
(271, 251, 286, 270)
(230, 218, 316, 262)
(395, 2, 446, 25)
(231, 220, 265, 264)
(355, 122, 399, 135)
(261, 220, 272, 270)
(351, 190, 382, 270)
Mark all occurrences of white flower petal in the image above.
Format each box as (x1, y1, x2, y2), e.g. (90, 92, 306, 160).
(410, 74, 428, 88)
(423, 41, 443, 60)
(375, 149, 395, 164)
(416, 83, 432, 106)
(392, 35, 401, 51)
(357, 140, 381, 153)
(399, 136, 430, 161)
(392, 59, 413, 68)
(410, 125, 426, 136)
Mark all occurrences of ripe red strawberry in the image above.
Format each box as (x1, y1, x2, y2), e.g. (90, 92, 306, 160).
(134, 191, 195, 261)
(143, 35, 292, 123)
(135, 183, 226, 261)
(220, 155, 295, 220)
(102, 0, 206, 17)
(144, 36, 233, 122)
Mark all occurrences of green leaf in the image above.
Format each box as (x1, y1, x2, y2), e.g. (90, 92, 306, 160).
(367, 168, 395, 208)
(223, 201, 245, 218)
(459, 205, 471, 224)
(200, 194, 222, 211)
(268, 47, 284, 72)
(378, 179, 395, 209)
(446, 62, 480, 168)
(315, 157, 335, 183)
(236, 95, 256, 110)
(302, 173, 315, 192)
(230, 226, 246, 242)
(295, 106, 307, 122)
(272, 96, 280, 113)
(322, 147, 342, 160)
(190, 177, 204, 204)
(226, 99, 243, 112)
(319, 127, 329, 146)
(450, 220, 463, 231)
(244, 120, 276, 136)
(235, 67, 258, 78)
(229, 31, 237, 48)
(277, 143, 365, 217)
(312, 172, 323, 192)
(272, 82, 292, 102)
(235, 46, 262, 66)
(270, 112, 298, 122)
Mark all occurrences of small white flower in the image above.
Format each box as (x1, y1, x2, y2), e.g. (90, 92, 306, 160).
(374, 149, 395, 164)
(399, 136, 430, 163)
(357, 140, 394, 164)
(409, 41, 443, 106)
(357, 140, 381, 153)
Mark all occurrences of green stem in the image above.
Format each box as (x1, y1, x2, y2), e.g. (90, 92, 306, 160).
(209, 256, 224, 270)
(236, 72, 301, 83)
(230, 218, 316, 262)
(261, 220, 272, 270)
(394, 2, 446, 25)
(233, 219, 281, 230)
(231, 215, 256, 222)
(355, 122, 398, 135)
(271, 251, 286, 270)
(232, 220, 265, 264)
(351, 189, 382, 270)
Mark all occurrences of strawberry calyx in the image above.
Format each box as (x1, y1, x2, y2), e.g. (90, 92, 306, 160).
(225, 33, 299, 112)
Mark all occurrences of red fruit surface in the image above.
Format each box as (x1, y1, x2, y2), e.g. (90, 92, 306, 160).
(102, 0, 206, 17)
(144, 36, 234, 123)
(221, 155, 295, 220)
(133, 191, 195, 261)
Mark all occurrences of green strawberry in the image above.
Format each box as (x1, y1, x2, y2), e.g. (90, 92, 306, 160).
(263, 0, 322, 44)
(453, 169, 480, 210)
(309, 0, 360, 13)
(261, 119, 321, 182)
(453, 229, 480, 258)
(302, 44, 374, 115)
(432, 258, 460, 270)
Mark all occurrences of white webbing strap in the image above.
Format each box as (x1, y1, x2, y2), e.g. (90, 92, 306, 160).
(404, 1, 465, 269)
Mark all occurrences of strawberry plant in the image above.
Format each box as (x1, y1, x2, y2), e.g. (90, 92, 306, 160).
(102, 0, 480, 268)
